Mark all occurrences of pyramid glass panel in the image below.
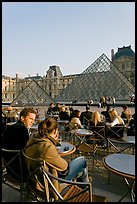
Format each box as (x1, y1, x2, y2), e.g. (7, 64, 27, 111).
(11, 79, 55, 107)
(55, 54, 135, 103)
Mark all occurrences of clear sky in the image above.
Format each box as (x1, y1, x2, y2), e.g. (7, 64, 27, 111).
(2, 2, 135, 78)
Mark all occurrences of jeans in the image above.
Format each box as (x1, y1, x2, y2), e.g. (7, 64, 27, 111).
(64, 156, 89, 182)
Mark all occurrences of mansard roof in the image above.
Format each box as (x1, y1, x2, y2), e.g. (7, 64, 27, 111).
(112, 45, 135, 60)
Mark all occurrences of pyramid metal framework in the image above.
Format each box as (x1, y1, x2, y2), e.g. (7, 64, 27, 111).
(55, 53, 135, 103)
(11, 79, 55, 107)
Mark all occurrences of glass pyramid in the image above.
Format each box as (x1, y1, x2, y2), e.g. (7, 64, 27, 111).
(55, 53, 135, 103)
(11, 79, 55, 107)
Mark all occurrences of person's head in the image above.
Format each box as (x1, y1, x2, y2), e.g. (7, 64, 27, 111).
(109, 109, 124, 125)
(7, 106, 12, 112)
(50, 103, 55, 108)
(109, 109, 118, 119)
(71, 109, 81, 118)
(106, 106, 111, 112)
(61, 106, 66, 112)
(92, 111, 101, 126)
(122, 104, 128, 111)
(86, 105, 90, 111)
(38, 117, 58, 140)
(20, 107, 36, 128)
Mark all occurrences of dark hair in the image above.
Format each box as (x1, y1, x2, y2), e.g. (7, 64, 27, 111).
(69, 109, 80, 121)
(38, 117, 58, 137)
(106, 106, 111, 111)
(122, 104, 128, 109)
(86, 105, 90, 111)
(19, 107, 36, 119)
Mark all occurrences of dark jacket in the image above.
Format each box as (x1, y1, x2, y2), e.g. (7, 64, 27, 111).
(101, 111, 111, 122)
(59, 111, 70, 120)
(25, 135, 68, 200)
(80, 111, 93, 126)
(2, 120, 30, 180)
(2, 120, 29, 150)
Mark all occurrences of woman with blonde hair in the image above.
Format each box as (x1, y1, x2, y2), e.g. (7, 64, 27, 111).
(90, 111, 105, 127)
(107, 109, 125, 127)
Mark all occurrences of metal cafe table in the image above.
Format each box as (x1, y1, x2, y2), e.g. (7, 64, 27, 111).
(57, 141, 76, 156)
(70, 128, 94, 151)
(103, 153, 135, 202)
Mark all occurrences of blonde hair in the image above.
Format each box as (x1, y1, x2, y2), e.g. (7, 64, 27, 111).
(92, 111, 101, 126)
(109, 109, 124, 125)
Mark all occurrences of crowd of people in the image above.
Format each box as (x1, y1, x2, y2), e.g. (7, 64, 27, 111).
(2, 103, 135, 201)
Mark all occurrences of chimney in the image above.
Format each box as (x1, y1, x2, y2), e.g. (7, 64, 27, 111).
(111, 49, 114, 60)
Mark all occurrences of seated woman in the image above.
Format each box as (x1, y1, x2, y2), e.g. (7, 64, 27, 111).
(68, 109, 84, 131)
(24, 118, 90, 201)
(89, 111, 106, 145)
(121, 104, 132, 125)
(90, 111, 105, 127)
(106, 109, 125, 138)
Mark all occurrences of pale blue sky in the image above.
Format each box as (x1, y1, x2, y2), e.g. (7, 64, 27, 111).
(2, 2, 135, 78)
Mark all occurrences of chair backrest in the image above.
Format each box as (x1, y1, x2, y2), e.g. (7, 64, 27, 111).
(2, 148, 24, 182)
(90, 125, 105, 139)
(22, 149, 92, 202)
(106, 125, 125, 139)
(107, 138, 134, 154)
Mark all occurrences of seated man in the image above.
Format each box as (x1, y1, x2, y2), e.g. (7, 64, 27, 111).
(101, 106, 111, 122)
(2, 107, 36, 179)
(59, 105, 70, 120)
(80, 105, 93, 129)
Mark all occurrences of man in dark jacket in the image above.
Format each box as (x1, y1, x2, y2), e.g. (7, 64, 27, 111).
(101, 106, 111, 122)
(2, 107, 36, 180)
(80, 105, 93, 129)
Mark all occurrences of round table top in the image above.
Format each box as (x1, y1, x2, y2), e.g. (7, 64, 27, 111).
(57, 141, 76, 156)
(70, 128, 93, 136)
(122, 136, 135, 144)
(103, 153, 135, 180)
(57, 120, 69, 123)
(6, 121, 16, 126)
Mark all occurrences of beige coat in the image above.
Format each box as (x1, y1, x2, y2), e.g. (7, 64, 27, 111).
(24, 135, 68, 201)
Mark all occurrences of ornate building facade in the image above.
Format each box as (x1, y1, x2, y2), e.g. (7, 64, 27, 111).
(111, 45, 135, 86)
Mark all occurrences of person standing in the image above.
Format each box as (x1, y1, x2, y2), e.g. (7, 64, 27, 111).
(112, 96, 116, 108)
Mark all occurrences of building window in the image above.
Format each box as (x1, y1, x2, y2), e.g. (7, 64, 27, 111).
(131, 62, 134, 70)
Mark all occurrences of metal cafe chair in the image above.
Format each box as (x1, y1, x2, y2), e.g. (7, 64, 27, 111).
(2, 148, 28, 201)
(107, 137, 135, 154)
(106, 125, 125, 139)
(22, 149, 108, 202)
(70, 129, 101, 172)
